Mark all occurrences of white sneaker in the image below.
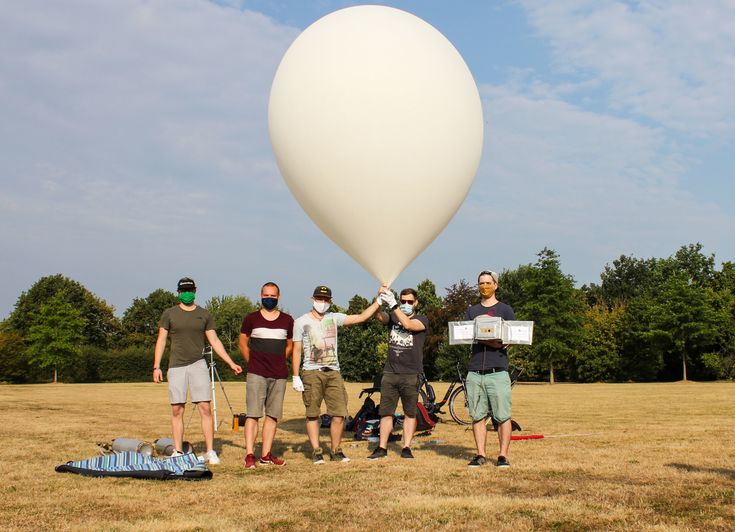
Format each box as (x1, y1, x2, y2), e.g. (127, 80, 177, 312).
(170, 450, 184, 457)
(202, 450, 220, 465)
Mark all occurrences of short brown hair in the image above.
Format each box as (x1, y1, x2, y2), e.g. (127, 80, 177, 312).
(399, 288, 418, 300)
(261, 282, 280, 295)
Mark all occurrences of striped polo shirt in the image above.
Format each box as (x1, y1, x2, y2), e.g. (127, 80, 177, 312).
(240, 310, 294, 379)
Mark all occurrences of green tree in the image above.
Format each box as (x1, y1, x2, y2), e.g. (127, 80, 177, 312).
(27, 292, 87, 383)
(576, 304, 625, 382)
(121, 289, 179, 346)
(0, 330, 39, 383)
(338, 295, 386, 381)
(433, 280, 477, 380)
(205, 295, 256, 356)
(415, 279, 443, 378)
(517, 248, 586, 383)
(7, 274, 118, 348)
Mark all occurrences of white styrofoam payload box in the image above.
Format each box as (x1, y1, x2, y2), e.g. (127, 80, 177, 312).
(474, 316, 503, 340)
(502, 321, 534, 345)
(448, 321, 475, 345)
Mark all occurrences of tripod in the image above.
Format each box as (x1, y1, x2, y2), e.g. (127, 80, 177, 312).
(187, 346, 236, 431)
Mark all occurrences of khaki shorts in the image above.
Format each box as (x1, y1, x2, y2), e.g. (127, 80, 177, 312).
(465, 370, 512, 423)
(379, 373, 419, 417)
(246, 373, 287, 420)
(167, 358, 211, 404)
(301, 369, 348, 418)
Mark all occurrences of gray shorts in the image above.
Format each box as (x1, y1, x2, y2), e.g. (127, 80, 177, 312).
(246, 373, 287, 420)
(167, 358, 212, 404)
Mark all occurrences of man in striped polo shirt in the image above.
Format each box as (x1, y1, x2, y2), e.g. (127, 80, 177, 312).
(239, 282, 294, 469)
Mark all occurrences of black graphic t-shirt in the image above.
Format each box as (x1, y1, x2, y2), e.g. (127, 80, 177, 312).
(383, 313, 429, 374)
(466, 301, 515, 371)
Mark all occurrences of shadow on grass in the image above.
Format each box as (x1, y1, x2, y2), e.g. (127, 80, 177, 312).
(666, 463, 735, 480)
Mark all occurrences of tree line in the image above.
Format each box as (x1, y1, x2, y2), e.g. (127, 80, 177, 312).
(1, 243, 733, 384)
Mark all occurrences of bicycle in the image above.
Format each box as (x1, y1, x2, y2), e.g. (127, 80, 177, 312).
(419, 363, 523, 429)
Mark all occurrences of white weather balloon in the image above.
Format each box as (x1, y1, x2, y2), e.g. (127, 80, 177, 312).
(269, 5, 483, 285)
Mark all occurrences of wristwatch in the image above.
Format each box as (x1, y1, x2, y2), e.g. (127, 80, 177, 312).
(390, 303, 399, 311)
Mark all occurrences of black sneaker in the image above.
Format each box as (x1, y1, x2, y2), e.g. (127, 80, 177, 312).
(368, 447, 388, 460)
(496, 456, 511, 468)
(468, 455, 487, 467)
(312, 447, 325, 465)
(331, 447, 350, 462)
(400, 447, 414, 459)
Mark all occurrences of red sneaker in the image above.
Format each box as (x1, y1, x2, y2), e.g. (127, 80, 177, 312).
(244, 453, 257, 469)
(259, 452, 285, 466)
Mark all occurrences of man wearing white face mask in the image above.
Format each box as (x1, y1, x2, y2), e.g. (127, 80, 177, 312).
(292, 285, 382, 464)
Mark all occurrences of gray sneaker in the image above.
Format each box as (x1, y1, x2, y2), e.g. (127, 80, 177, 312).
(312, 447, 325, 465)
(331, 447, 350, 462)
(496, 456, 511, 468)
(468, 455, 487, 467)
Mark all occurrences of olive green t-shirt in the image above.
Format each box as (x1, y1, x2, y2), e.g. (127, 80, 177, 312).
(159, 305, 215, 368)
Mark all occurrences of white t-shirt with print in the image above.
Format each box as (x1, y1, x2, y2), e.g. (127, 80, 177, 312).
(293, 312, 347, 371)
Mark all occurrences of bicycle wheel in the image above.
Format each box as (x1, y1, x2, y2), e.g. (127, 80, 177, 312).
(448, 385, 472, 425)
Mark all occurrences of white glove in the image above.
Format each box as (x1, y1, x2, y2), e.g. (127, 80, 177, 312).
(380, 291, 397, 308)
(292, 375, 305, 392)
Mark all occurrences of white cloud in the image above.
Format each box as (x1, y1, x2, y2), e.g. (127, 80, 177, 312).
(519, 0, 735, 137)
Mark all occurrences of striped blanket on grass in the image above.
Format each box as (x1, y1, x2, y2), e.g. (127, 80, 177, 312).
(55, 451, 212, 480)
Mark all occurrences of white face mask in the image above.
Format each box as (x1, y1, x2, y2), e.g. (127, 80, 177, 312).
(313, 300, 330, 314)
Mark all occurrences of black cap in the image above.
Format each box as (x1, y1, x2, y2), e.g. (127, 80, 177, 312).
(177, 277, 196, 292)
(312, 285, 332, 298)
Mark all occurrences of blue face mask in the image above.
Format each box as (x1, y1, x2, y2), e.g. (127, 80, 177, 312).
(399, 303, 414, 315)
(261, 297, 278, 310)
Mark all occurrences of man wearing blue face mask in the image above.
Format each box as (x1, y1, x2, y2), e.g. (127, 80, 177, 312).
(238, 282, 294, 469)
(368, 287, 428, 460)
(154, 277, 243, 464)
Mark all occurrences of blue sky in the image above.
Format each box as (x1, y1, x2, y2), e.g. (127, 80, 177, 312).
(1, 0, 734, 319)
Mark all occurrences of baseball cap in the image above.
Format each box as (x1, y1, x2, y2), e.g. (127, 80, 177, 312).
(177, 277, 197, 292)
(312, 285, 332, 298)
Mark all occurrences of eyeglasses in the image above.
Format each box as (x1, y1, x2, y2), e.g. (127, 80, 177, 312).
(399, 299, 415, 304)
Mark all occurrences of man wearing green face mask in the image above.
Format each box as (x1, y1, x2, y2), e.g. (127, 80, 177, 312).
(153, 277, 243, 464)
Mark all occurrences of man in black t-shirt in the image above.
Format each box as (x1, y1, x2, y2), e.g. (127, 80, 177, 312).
(368, 287, 428, 460)
(465, 270, 515, 469)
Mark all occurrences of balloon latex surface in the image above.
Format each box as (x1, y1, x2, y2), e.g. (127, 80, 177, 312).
(269, 5, 483, 284)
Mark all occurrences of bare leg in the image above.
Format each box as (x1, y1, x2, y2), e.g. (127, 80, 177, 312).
(402, 415, 417, 448)
(378, 415, 393, 449)
(244, 417, 259, 456)
(171, 404, 185, 452)
(197, 401, 215, 453)
(329, 416, 344, 451)
(497, 419, 511, 457)
(472, 418, 487, 457)
(306, 417, 321, 449)
(261, 416, 278, 456)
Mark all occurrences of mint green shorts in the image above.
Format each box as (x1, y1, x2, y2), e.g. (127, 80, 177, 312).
(465, 370, 512, 423)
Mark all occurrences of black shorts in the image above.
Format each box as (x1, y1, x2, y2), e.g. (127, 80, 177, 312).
(379, 373, 419, 417)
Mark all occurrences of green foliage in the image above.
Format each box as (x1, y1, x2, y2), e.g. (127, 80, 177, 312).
(338, 295, 386, 381)
(205, 295, 256, 355)
(7, 274, 119, 348)
(0, 331, 41, 383)
(27, 292, 87, 382)
(121, 289, 179, 347)
(432, 280, 476, 379)
(576, 304, 625, 382)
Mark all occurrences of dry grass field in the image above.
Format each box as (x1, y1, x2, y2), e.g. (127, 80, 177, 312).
(1, 380, 734, 531)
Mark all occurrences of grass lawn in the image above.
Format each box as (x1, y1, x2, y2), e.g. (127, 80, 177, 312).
(1, 380, 733, 530)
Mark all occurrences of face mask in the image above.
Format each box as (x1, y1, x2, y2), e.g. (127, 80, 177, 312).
(261, 297, 278, 310)
(179, 292, 196, 305)
(479, 286, 495, 298)
(313, 300, 330, 314)
(399, 303, 414, 315)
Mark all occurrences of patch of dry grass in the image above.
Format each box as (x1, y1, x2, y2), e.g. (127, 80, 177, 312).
(0, 380, 733, 531)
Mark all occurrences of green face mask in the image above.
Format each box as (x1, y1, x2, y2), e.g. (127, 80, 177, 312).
(179, 292, 196, 305)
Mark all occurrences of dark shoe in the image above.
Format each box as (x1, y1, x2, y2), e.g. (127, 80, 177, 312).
(468, 455, 487, 467)
(244, 453, 257, 470)
(400, 447, 414, 459)
(330, 447, 350, 462)
(496, 456, 511, 468)
(368, 447, 388, 460)
(312, 447, 325, 465)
